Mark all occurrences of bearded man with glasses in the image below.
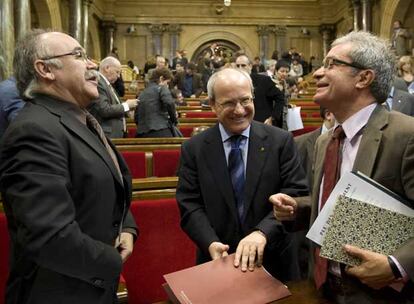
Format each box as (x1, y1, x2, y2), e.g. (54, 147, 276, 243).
(0, 30, 137, 304)
(176, 68, 308, 282)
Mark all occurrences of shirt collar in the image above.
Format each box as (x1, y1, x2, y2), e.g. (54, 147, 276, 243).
(99, 72, 111, 86)
(219, 123, 251, 143)
(335, 103, 377, 140)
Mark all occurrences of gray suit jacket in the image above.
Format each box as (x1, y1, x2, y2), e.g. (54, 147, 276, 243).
(297, 105, 414, 297)
(392, 88, 414, 117)
(88, 75, 126, 138)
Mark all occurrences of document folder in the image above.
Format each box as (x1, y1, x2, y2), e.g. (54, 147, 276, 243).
(163, 254, 291, 304)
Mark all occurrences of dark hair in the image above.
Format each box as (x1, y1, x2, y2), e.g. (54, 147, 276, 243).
(276, 61, 290, 71)
(127, 60, 134, 69)
(150, 67, 172, 83)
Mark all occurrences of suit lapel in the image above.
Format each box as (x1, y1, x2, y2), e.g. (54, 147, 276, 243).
(35, 95, 124, 187)
(202, 125, 239, 221)
(244, 122, 269, 217)
(352, 105, 388, 176)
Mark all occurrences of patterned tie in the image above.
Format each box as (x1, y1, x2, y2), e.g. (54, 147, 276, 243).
(228, 135, 245, 222)
(85, 111, 123, 183)
(314, 125, 345, 290)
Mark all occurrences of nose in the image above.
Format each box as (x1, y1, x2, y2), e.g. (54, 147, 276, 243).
(233, 102, 245, 115)
(86, 59, 97, 70)
(313, 66, 324, 80)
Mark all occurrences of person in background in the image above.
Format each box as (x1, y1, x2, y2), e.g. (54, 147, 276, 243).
(397, 55, 414, 94)
(0, 77, 24, 140)
(135, 68, 177, 138)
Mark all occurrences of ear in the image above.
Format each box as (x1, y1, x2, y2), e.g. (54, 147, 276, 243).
(34, 60, 55, 81)
(355, 69, 375, 89)
(209, 98, 217, 113)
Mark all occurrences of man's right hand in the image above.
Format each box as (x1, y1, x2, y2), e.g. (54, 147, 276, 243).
(126, 98, 138, 109)
(269, 193, 298, 221)
(208, 242, 229, 260)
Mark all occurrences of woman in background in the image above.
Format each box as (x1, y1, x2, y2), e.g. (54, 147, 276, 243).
(135, 68, 178, 137)
(398, 56, 414, 94)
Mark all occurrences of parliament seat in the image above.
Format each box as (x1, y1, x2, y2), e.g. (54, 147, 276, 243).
(183, 111, 216, 118)
(152, 150, 181, 177)
(120, 151, 148, 178)
(122, 198, 196, 304)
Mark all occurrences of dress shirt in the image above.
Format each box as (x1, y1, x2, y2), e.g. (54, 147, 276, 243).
(219, 123, 250, 177)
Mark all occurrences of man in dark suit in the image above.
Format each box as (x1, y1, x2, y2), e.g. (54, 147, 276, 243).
(172, 63, 204, 98)
(176, 68, 308, 281)
(88, 56, 137, 138)
(272, 31, 414, 303)
(385, 86, 414, 117)
(0, 29, 137, 304)
(0, 77, 24, 139)
(235, 55, 285, 127)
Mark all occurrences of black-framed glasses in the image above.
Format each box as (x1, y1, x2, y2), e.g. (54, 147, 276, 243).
(40, 48, 90, 62)
(323, 57, 366, 70)
(217, 97, 253, 110)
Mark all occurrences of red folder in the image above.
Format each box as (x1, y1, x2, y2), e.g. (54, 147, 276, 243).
(163, 254, 291, 304)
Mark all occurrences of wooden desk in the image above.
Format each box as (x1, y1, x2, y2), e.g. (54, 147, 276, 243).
(154, 280, 333, 304)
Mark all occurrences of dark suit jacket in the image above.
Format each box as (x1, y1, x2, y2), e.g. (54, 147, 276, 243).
(250, 73, 285, 125)
(392, 88, 414, 117)
(294, 106, 414, 297)
(88, 75, 126, 138)
(0, 77, 24, 139)
(0, 94, 137, 304)
(176, 121, 308, 281)
(294, 127, 322, 188)
(173, 72, 204, 97)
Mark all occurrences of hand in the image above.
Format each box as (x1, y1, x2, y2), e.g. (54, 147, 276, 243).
(126, 99, 138, 109)
(264, 117, 272, 125)
(344, 245, 396, 289)
(115, 232, 134, 263)
(269, 193, 297, 221)
(208, 242, 229, 260)
(234, 231, 267, 272)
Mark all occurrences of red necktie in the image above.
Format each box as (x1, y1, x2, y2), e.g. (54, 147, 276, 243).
(314, 125, 345, 289)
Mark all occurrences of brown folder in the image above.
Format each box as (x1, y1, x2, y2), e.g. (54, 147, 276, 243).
(163, 254, 291, 304)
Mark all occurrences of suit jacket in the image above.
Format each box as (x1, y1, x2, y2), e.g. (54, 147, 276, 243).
(250, 73, 285, 125)
(176, 121, 308, 281)
(294, 105, 414, 297)
(392, 88, 414, 117)
(0, 94, 137, 304)
(134, 82, 177, 135)
(88, 75, 126, 138)
(294, 127, 322, 188)
(392, 28, 411, 57)
(0, 77, 24, 139)
(173, 72, 204, 97)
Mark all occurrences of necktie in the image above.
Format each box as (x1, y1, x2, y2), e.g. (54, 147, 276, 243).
(85, 111, 123, 183)
(314, 125, 345, 290)
(228, 135, 245, 222)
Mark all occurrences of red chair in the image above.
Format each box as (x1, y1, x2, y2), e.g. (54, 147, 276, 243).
(0, 213, 9, 304)
(127, 126, 137, 138)
(152, 150, 181, 177)
(311, 112, 321, 118)
(185, 112, 216, 118)
(292, 126, 319, 137)
(178, 126, 194, 137)
(121, 151, 147, 178)
(122, 199, 196, 304)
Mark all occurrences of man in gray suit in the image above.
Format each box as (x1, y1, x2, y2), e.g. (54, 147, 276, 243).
(88, 56, 137, 138)
(385, 85, 414, 117)
(272, 31, 414, 303)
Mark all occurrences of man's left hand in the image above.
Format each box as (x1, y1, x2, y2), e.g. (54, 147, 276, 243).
(234, 231, 267, 272)
(344, 244, 395, 289)
(115, 232, 134, 263)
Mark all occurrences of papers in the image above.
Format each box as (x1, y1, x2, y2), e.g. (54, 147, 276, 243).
(286, 107, 304, 131)
(306, 171, 414, 246)
(163, 254, 291, 304)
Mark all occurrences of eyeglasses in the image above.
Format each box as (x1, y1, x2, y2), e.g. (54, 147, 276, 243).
(236, 64, 248, 68)
(217, 97, 253, 110)
(322, 57, 366, 70)
(40, 48, 91, 62)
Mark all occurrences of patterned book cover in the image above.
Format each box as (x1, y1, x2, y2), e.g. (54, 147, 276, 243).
(320, 195, 414, 266)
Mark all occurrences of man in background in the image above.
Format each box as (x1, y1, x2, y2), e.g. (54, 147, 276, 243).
(0, 77, 24, 139)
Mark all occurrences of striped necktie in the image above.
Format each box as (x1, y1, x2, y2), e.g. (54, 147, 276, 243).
(228, 135, 245, 222)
